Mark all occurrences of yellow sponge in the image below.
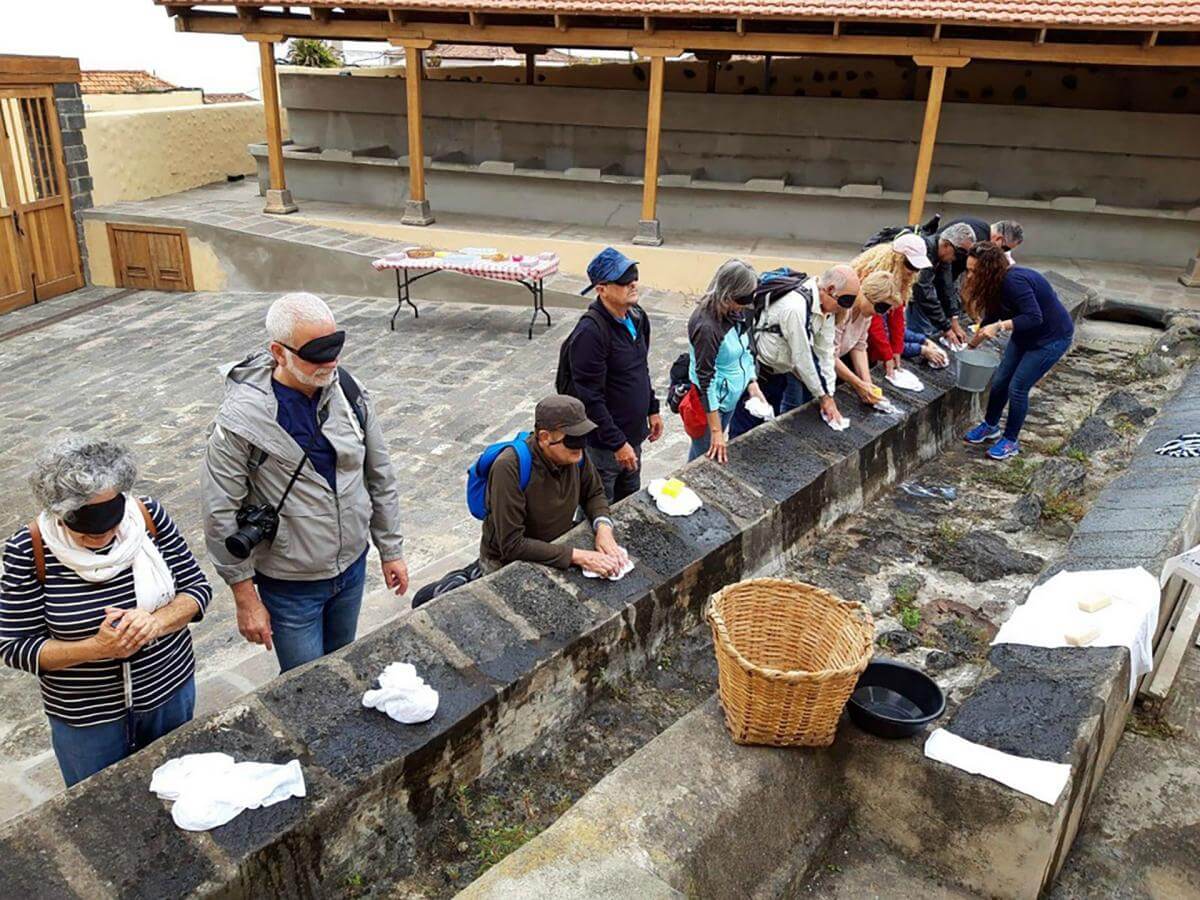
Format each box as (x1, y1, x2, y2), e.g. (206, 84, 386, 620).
(661, 478, 686, 498)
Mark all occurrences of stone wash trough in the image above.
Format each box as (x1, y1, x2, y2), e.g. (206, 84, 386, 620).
(0, 275, 1157, 899)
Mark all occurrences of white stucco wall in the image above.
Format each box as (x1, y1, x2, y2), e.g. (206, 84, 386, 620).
(85, 101, 285, 205)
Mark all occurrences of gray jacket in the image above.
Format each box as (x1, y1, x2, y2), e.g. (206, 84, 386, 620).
(201, 352, 404, 584)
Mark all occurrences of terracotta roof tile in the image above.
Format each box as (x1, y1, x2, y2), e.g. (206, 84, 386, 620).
(81, 70, 179, 94)
(203, 92, 255, 103)
(166, 1, 1200, 29)
(426, 44, 576, 61)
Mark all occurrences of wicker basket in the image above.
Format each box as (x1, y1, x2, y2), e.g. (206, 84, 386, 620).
(706, 578, 874, 747)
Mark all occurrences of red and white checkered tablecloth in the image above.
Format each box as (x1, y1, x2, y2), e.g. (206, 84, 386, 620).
(372, 249, 559, 282)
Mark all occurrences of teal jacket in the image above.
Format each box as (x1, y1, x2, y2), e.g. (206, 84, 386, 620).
(687, 305, 755, 414)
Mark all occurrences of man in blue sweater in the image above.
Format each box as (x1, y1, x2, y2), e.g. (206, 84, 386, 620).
(568, 248, 664, 503)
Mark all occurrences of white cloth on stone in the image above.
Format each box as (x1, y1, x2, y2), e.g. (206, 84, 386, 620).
(648, 479, 703, 517)
(992, 567, 1159, 698)
(150, 752, 306, 831)
(38, 495, 175, 612)
(872, 398, 901, 415)
(362, 662, 440, 724)
(581, 546, 635, 581)
(924, 728, 1071, 806)
(886, 369, 925, 392)
(821, 409, 851, 431)
(744, 395, 776, 421)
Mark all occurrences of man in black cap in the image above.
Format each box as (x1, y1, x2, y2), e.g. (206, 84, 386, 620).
(563, 246, 663, 504)
(479, 395, 624, 577)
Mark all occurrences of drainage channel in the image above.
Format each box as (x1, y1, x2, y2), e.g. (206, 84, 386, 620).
(362, 313, 1197, 899)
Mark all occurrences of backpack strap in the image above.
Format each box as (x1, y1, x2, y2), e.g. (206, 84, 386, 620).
(511, 439, 534, 493)
(27, 498, 157, 584)
(28, 520, 45, 584)
(337, 368, 369, 437)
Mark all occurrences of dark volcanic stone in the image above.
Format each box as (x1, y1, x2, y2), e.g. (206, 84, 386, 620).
(684, 456, 772, 524)
(1012, 493, 1042, 527)
(724, 421, 827, 503)
(488, 563, 601, 645)
(0, 828, 77, 898)
(930, 530, 1043, 583)
(925, 650, 957, 671)
(422, 583, 553, 683)
(877, 630, 919, 652)
(1067, 415, 1120, 453)
(1094, 389, 1156, 425)
(1136, 352, 1172, 377)
(1029, 459, 1087, 498)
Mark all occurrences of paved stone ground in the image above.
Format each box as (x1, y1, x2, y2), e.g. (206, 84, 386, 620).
(0, 287, 690, 820)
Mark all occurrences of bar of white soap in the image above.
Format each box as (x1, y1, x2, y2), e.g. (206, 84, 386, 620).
(1065, 624, 1102, 647)
(1078, 595, 1113, 613)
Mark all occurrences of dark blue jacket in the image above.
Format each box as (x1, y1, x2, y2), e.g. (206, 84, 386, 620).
(986, 267, 1075, 350)
(569, 301, 660, 451)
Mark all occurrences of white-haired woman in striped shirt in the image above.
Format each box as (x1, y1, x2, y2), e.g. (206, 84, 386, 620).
(0, 437, 211, 786)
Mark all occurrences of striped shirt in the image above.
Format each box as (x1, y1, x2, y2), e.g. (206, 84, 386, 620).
(0, 497, 212, 727)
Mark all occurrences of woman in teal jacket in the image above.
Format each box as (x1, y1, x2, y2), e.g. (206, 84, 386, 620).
(687, 259, 768, 463)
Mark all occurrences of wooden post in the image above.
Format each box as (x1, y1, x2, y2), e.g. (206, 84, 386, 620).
(401, 43, 434, 225)
(634, 50, 667, 246)
(906, 56, 969, 225)
(257, 39, 297, 214)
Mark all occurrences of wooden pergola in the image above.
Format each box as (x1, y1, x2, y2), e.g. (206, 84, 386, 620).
(157, 1, 1200, 269)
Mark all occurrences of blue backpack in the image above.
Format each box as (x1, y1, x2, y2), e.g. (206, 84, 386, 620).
(466, 432, 584, 520)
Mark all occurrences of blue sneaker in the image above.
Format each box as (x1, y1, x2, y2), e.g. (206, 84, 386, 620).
(987, 438, 1020, 461)
(963, 421, 1002, 444)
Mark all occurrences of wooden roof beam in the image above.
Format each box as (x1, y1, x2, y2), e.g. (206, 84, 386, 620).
(164, 5, 192, 16)
(644, 16, 655, 35)
(735, 17, 746, 36)
(555, 14, 569, 32)
(310, 7, 332, 24)
(236, 6, 258, 24)
(832, 19, 840, 38)
(388, 10, 406, 25)
(1144, 30, 1159, 48)
(173, 12, 1200, 68)
(469, 11, 486, 28)
(932, 22, 942, 42)
(1034, 27, 1048, 45)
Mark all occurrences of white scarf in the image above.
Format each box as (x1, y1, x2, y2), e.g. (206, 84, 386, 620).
(38, 495, 175, 612)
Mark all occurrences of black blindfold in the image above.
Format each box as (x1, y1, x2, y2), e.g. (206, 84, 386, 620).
(63, 493, 126, 535)
(611, 265, 639, 287)
(283, 330, 345, 364)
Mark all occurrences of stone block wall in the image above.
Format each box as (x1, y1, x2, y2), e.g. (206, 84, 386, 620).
(53, 82, 92, 282)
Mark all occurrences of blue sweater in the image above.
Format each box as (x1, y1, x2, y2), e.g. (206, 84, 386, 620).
(988, 267, 1074, 350)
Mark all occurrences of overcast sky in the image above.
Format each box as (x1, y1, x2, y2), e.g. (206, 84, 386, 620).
(5, 1, 276, 96)
(3, 1, 636, 96)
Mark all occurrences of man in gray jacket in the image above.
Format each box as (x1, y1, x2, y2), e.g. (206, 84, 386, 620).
(201, 292, 407, 672)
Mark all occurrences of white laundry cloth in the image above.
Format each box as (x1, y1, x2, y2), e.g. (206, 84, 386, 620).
(362, 662, 440, 724)
(886, 369, 925, 392)
(150, 753, 306, 831)
(992, 567, 1159, 698)
(581, 546, 635, 581)
(872, 398, 901, 415)
(744, 395, 776, 421)
(939, 335, 967, 353)
(647, 478, 703, 517)
(821, 410, 851, 431)
(924, 728, 1071, 806)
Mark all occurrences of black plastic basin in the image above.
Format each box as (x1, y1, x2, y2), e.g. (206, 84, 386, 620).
(847, 658, 945, 739)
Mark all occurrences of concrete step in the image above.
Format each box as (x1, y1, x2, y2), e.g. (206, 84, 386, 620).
(797, 827, 980, 899)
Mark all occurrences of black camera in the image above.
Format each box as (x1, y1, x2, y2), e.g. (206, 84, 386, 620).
(225, 504, 280, 560)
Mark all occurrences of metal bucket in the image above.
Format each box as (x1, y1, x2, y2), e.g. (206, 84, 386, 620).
(955, 348, 1001, 392)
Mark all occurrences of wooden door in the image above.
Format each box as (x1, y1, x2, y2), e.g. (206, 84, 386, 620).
(0, 94, 32, 313)
(107, 223, 194, 291)
(0, 87, 83, 305)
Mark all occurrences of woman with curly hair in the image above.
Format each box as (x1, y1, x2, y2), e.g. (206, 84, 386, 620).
(961, 242, 1075, 461)
(852, 234, 947, 375)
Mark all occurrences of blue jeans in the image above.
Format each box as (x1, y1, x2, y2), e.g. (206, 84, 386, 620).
(688, 408, 734, 461)
(729, 371, 812, 439)
(255, 550, 367, 673)
(985, 336, 1072, 441)
(48, 676, 196, 787)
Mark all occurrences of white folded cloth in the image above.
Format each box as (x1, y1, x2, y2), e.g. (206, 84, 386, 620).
(362, 662, 440, 724)
(872, 398, 901, 415)
(886, 369, 925, 392)
(992, 567, 1158, 698)
(647, 478, 703, 517)
(150, 753, 306, 831)
(744, 395, 776, 421)
(821, 410, 851, 431)
(924, 728, 1071, 805)
(582, 546, 635, 581)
